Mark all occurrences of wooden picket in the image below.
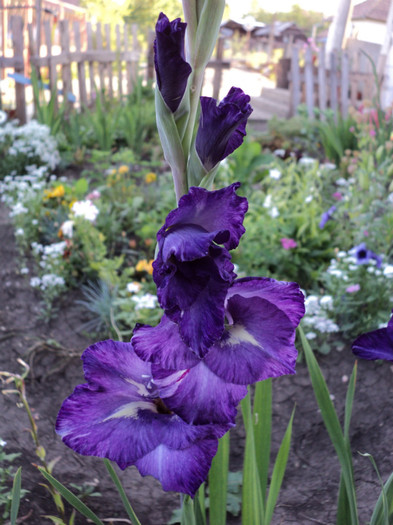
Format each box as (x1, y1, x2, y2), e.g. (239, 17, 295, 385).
(289, 44, 375, 119)
(0, 15, 144, 123)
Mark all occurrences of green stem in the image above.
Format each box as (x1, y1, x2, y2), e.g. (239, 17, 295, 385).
(104, 459, 142, 525)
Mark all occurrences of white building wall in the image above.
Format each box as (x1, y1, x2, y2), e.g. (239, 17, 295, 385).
(350, 20, 385, 45)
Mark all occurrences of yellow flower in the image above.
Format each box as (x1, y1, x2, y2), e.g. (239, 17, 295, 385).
(135, 259, 154, 275)
(69, 198, 77, 209)
(118, 165, 129, 175)
(145, 172, 157, 184)
(44, 185, 65, 199)
(111, 168, 117, 175)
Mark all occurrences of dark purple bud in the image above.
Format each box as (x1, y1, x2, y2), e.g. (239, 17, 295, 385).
(351, 242, 383, 267)
(196, 87, 253, 171)
(319, 205, 336, 229)
(154, 12, 192, 112)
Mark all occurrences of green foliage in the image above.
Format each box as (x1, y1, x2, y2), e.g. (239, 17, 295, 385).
(30, 69, 65, 136)
(315, 111, 358, 165)
(0, 443, 28, 524)
(248, 4, 325, 34)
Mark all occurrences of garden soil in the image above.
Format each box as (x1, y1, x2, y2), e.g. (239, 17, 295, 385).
(0, 202, 392, 525)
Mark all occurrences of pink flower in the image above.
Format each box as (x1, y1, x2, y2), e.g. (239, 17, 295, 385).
(332, 192, 342, 201)
(349, 126, 355, 133)
(346, 284, 360, 293)
(363, 230, 369, 237)
(281, 238, 297, 250)
(369, 128, 376, 137)
(86, 190, 101, 200)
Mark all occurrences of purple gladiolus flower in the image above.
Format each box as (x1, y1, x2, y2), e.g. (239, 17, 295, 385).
(195, 87, 253, 171)
(351, 242, 382, 268)
(154, 13, 192, 112)
(133, 277, 305, 425)
(319, 205, 336, 229)
(352, 312, 393, 361)
(56, 340, 230, 496)
(153, 183, 248, 355)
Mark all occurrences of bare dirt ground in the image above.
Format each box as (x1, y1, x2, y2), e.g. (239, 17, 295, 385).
(1, 200, 392, 525)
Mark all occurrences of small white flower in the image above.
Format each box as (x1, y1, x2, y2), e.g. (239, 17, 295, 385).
(383, 265, 393, 277)
(263, 195, 272, 209)
(127, 282, 142, 293)
(337, 251, 347, 258)
(336, 177, 348, 186)
(273, 148, 285, 157)
(269, 206, 279, 218)
(269, 168, 281, 180)
(306, 332, 317, 340)
(0, 110, 7, 125)
(60, 220, 74, 238)
(30, 277, 41, 288)
(299, 157, 317, 167)
(305, 295, 320, 315)
(20, 267, 29, 274)
(305, 195, 313, 203)
(387, 193, 393, 203)
(0, 438, 7, 447)
(320, 295, 334, 310)
(15, 228, 24, 236)
(132, 293, 158, 310)
(322, 162, 336, 170)
(72, 200, 99, 222)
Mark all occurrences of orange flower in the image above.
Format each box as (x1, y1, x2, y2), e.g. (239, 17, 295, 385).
(44, 185, 65, 199)
(145, 172, 157, 184)
(135, 259, 154, 275)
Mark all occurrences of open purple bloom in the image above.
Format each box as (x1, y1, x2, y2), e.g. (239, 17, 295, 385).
(319, 205, 336, 229)
(196, 87, 253, 171)
(133, 277, 305, 424)
(153, 183, 248, 354)
(154, 13, 192, 113)
(352, 313, 393, 361)
(351, 242, 382, 268)
(56, 340, 229, 496)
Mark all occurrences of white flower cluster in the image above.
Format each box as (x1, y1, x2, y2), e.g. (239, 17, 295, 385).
(0, 166, 48, 208)
(303, 294, 340, 340)
(0, 119, 60, 169)
(71, 200, 99, 222)
(131, 293, 158, 310)
(263, 194, 280, 218)
(30, 274, 65, 290)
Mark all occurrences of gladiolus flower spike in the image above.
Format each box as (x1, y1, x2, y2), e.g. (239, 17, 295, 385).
(56, 183, 305, 497)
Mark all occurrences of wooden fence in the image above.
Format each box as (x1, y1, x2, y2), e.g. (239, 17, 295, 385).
(0, 16, 146, 123)
(290, 43, 376, 118)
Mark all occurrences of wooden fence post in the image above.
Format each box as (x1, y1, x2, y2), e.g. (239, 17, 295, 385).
(318, 45, 327, 119)
(60, 19, 73, 112)
(74, 21, 88, 108)
(105, 24, 114, 98)
(86, 22, 95, 103)
(44, 20, 58, 112)
(304, 45, 314, 118)
(290, 45, 301, 116)
(330, 51, 338, 119)
(11, 16, 26, 124)
(341, 51, 349, 117)
(116, 24, 123, 99)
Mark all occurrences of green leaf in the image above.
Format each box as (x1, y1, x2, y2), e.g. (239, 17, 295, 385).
(241, 391, 264, 525)
(38, 468, 105, 525)
(264, 408, 295, 525)
(104, 459, 141, 525)
(74, 178, 89, 198)
(367, 459, 393, 525)
(208, 432, 229, 525)
(181, 495, 196, 525)
(253, 379, 272, 504)
(194, 484, 206, 525)
(299, 325, 359, 525)
(10, 467, 22, 525)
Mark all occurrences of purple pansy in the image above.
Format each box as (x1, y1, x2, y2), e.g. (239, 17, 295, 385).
(154, 13, 192, 113)
(133, 277, 305, 424)
(153, 183, 248, 354)
(195, 87, 253, 171)
(56, 340, 229, 496)
(351, 242, 382, 268)
(352, 313, 393, 361)
(319, 205, 336, 229)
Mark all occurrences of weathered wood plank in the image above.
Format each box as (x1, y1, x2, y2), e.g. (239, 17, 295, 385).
(60, 19, 73, 111)
(341, 51, 349, 117)
(304, 45, 314, 117)
(290, 45, 301, 115)
(116, 24, 123, 99)
(86, 22, 95, 102)
(43, 19, 58, 111)
(318, 45, 327, 119)
(96, 23, 106, 94)
(74, 21, 88, 107)
(105, 24, 114, 98)
(330, 52, 338, 118)
(11, 16, 26, 123)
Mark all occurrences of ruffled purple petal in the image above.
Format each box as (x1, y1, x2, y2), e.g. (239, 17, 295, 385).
(135, 438, 218, 496)
(157, 183, 248, 252)
(352, 324, 393, 361)
(226, 277, 305, 328)
(56, 341, 222, 470)
(132, 315, 200, 369)
(154, 13, 192, 112)
(153, 247, 234, 355)
(204, 279, 304, 384)
(196, 87, 253, 170)
(152, 362, 247, 425)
